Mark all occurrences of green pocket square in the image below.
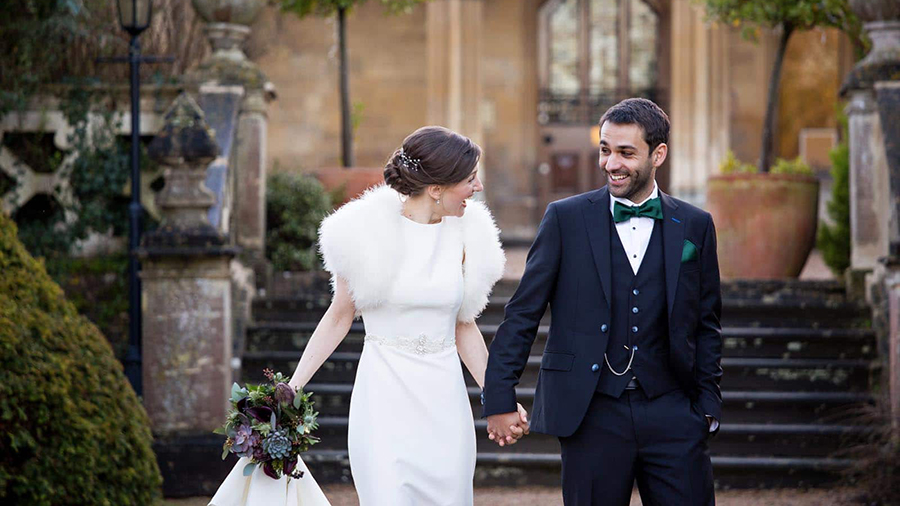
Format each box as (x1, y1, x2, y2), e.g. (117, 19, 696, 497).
(681, 240, 699, 263)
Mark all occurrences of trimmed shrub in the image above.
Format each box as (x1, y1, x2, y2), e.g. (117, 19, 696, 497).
(817, 129, 851, 277)
(266, 171, 333, 272)
(0, 212, 162, 505)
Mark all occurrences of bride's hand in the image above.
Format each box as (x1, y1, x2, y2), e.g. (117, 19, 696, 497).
(516, 403, 531, 436)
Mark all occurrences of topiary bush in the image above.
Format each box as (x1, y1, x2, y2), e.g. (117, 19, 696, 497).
(817, 121, 851, 277)
(0, 212, 162, 505)
(266, 171, 333, 272)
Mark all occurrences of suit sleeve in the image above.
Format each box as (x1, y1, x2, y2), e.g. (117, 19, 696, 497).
(696, 213, 724, 423)
(482, 203, 562, 417)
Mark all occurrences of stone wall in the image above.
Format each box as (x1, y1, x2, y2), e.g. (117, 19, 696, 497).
(249, 3, 429, 172)
(248, 0, 854, 233)
(480, 0, 541, 236)
(778, 28, 856, 160)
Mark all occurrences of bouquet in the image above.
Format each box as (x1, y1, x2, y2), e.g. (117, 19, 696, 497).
(215, 369, 320, 480)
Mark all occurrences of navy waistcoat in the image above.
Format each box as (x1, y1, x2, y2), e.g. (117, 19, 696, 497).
(596, 215, 680, 398)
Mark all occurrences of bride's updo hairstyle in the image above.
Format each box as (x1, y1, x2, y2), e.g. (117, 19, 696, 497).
(383, 126, 482, 197)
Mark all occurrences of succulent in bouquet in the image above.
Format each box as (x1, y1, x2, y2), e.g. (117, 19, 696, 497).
(215, 369, 320, 479)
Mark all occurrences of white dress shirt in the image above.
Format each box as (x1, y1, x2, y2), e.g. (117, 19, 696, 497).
(607, 181, 719, 433)
(609, 181, 659, 275)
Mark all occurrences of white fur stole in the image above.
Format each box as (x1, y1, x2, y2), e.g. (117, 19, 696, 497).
(317, 185, 505, 323)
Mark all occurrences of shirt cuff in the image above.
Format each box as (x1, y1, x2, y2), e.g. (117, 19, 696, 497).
(706, 415, 719, 433)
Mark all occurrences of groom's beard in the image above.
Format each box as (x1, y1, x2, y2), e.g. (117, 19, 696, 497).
(606, 158, 655, 201)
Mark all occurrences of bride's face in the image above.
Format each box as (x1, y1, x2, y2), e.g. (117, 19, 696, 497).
(440, 169, 484, 217)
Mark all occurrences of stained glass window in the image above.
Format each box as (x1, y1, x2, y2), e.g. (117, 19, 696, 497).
(589, 0, 619, 95)
(549, 0, 580, 95)
(629, 0, 658, 92)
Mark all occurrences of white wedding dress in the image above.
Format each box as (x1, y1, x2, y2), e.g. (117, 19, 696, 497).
(209, 455, 330, 506)
(348, 215, 476, 505)
(210, 214, 476, 506)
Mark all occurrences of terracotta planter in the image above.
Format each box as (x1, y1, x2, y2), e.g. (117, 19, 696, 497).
(314, 167, 385, 207)
(707, 173, 819, 279)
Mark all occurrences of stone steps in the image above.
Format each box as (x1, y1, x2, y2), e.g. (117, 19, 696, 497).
(252, 295, 872, 329)
(236, 279, 876, 490)
(309, 416, 870, 458)
(296, 384, 874, 426)
(295, 449, 855, 489)
(154, 433, 859, 496)
(242, 350, 877, 393)
(245, 322, 877, 360)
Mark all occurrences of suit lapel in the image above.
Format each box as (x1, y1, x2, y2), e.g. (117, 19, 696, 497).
(661, 191, 683, 318)
(583, 187, 612, 308)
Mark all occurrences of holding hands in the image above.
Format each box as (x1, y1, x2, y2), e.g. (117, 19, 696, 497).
(486, 403, 530, 447)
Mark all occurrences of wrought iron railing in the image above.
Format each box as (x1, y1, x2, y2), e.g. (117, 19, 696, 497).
(537, 87, 665, 125)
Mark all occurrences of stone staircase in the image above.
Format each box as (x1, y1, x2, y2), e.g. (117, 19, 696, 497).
(245, 278, 877, 489)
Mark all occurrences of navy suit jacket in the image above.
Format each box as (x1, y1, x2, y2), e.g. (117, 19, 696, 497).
(483, 186, 723, 438)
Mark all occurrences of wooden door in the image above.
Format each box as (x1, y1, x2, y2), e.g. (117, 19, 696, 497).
(535, 0, 669, 213)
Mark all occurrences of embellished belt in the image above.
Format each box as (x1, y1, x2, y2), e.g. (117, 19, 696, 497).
(364, 334, 456, 355)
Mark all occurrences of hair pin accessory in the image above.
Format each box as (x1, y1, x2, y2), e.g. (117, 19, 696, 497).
(398, 148, 423, 172)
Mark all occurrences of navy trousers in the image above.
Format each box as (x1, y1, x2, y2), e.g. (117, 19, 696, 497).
(558, 388, 715, 506)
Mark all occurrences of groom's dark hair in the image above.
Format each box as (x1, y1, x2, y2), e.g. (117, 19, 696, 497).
(599, 98, 669, 153)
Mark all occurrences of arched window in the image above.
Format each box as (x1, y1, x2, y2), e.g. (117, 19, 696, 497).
(538, 0, 661, 125)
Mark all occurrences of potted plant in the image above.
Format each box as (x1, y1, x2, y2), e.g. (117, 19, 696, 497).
(707, 152, 819, 279)
(701, 0, 864, 279)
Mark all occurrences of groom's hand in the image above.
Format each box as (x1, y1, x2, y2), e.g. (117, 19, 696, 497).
(487, 407, 528, 447)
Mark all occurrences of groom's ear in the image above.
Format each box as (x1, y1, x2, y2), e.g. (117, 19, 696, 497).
(651, 143, 668, 169)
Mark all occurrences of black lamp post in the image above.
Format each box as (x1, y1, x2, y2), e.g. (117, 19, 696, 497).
(117, 0, 153, 397)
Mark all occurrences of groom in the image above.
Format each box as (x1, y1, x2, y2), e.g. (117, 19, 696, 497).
(484, 98, 721, 505)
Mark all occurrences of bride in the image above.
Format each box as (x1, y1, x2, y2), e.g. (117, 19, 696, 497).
(210, 126, 529, 506)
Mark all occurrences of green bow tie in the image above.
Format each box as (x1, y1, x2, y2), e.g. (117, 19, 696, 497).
(613, 198, 663, 223)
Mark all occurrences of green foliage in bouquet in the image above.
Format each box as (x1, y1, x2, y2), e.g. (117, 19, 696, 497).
(266, 171, 333, 272)
(216, 369, 320, 480)
(0, 213, 163, 504)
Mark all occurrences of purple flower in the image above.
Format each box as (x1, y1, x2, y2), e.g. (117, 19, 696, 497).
(245, 405, 274, 424)
(232, 425, 260, 458)
(275, 382, 295, 405)
(252, 446, 267, 461)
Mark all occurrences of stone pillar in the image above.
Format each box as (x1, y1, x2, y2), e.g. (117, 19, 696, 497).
(845, 0, 900, 418)
(875, 81, 900, 419)
(426, 0, 483, 149)
(188, 0, 274, 268)
(668, 0, 733, 206)
(233, 89, 268, 255)
(140, 93, 239, 433)
(845, 90, 890, 281)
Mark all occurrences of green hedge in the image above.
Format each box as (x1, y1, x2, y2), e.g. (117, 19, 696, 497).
(0, 212, 162, 505)
(266, 171, 333, 272)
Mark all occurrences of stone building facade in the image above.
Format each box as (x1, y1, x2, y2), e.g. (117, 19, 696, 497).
(249, 0, 852, 238)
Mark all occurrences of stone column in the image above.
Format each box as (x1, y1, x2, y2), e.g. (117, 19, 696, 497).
(875, 81, 900, 418)
(845, 90, 890, 282)
(668, 0, 735, 206)
(426, 0, 483, 149)
(140, 93, 239, 433)
(188, 0, 274, 268)
(845, 0, 900, 417)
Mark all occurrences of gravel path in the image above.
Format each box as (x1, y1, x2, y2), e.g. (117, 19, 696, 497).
(169, 485, 858, 506)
